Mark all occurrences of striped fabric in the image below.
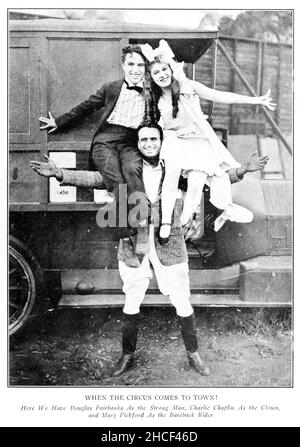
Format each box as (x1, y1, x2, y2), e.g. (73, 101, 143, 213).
(107, 82, 145, 128)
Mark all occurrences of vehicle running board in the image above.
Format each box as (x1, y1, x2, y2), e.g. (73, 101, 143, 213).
(60, 265, 240, 293)
(58, 293, 289, 308)
(57, 257, 292, 308)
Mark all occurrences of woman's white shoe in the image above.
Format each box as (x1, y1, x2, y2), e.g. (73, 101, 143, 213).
(214, 203, 253, 232)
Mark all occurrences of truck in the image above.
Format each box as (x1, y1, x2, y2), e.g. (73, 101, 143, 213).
(9, 19, 293, 336)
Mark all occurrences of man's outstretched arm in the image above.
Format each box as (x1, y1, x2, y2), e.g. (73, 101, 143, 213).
(30, 155, 104, 189)
(228, 153, 269, 183)
(39, 84, 107, 132)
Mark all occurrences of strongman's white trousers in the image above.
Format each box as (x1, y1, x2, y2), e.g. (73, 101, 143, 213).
(119, 226, 193, 317)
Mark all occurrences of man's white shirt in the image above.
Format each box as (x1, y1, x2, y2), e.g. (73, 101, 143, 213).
(107, 81, 145, 129)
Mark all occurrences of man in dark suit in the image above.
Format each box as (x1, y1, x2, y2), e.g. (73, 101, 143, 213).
(39, 44, 149, 254)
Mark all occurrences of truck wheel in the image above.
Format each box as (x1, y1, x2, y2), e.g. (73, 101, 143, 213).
(9, 236, 44, 336)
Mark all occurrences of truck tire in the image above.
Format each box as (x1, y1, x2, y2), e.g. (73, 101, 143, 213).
(9, 236, 45, 336)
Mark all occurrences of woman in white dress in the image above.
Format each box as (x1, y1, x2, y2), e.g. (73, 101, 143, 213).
(141, 40, 275, 242)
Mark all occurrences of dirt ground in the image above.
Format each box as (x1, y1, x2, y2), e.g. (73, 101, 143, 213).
(9, 307, 292, 387)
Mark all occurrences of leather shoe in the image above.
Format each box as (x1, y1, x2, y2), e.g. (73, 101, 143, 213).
(122, 238, 140, 268)
(187, 351, 210, 376)
(110, 354, 134, 376)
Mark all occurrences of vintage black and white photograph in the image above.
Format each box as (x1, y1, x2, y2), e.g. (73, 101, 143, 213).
(7, 7, 293, 393)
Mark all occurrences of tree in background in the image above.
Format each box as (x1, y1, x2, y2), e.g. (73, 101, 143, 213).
(219, 11, 292, 43)
(62, 9, 126, 22)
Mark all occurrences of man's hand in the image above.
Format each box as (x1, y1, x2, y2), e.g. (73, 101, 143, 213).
(39, 111, 57, 133)
(30, 154, 63, 180)
(236, 153, 269, 178)
(245, 153, 269, 172)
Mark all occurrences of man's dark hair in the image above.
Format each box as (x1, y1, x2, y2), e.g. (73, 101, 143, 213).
(122, 44, 147, 63)
(137, 122, 164, 142)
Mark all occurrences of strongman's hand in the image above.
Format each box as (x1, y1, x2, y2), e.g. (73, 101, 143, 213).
(245, 153, 269, 172)
(30, 154, 62, 179)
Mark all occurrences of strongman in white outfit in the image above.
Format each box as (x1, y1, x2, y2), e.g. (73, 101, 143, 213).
(115, 123, 210, 376)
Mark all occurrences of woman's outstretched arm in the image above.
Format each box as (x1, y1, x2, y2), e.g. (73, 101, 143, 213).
(190, 81, 276, 110)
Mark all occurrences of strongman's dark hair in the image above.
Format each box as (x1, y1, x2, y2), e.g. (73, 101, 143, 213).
(137, 122, 164, 142)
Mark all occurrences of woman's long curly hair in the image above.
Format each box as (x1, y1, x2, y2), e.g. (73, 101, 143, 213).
(143, 57, 181, 125)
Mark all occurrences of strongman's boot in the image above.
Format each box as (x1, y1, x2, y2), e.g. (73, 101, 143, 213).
(179, 314, 210, 376)
(111, 313, 139, 377)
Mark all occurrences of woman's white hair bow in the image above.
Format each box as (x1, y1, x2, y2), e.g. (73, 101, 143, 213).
(141, 39, 188, 85)
(140, 39, 175, 63)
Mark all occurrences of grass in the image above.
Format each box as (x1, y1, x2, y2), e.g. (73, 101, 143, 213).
(9, 306, 292, 386)
(196, 307, 292, 337)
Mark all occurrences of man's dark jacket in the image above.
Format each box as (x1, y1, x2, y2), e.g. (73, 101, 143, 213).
(55, 80, 125, 170)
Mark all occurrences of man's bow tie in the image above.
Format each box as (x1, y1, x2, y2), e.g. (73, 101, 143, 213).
(125, 80, 143, 94)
